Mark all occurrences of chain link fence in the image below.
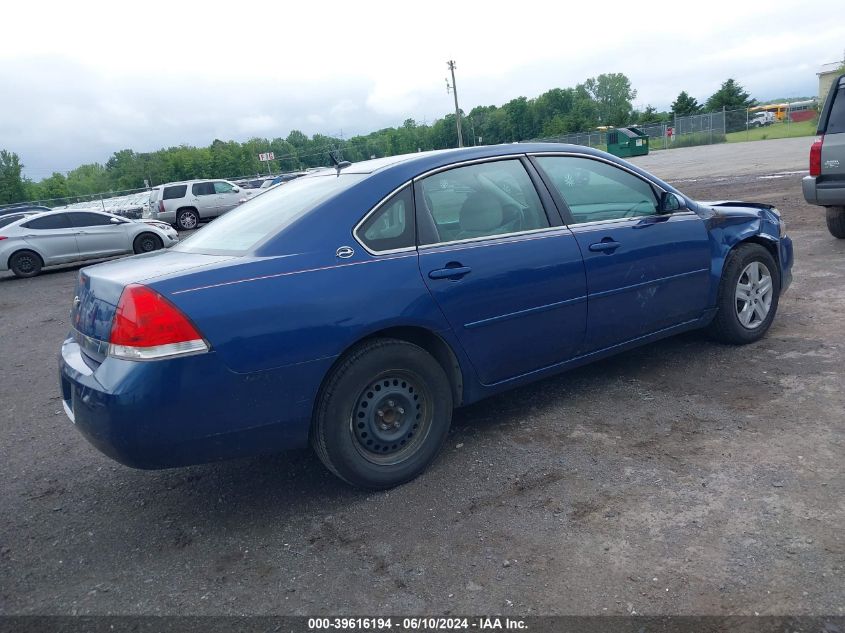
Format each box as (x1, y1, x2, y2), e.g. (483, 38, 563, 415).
(533, 104, 818, 151)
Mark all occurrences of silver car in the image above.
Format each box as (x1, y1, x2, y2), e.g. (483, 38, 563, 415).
(0, 210, 178, 278)
(147, 179, 250, 230)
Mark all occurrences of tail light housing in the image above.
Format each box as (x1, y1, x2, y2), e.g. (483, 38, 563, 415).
(809, 136, 823, 177)
(0, 236, 7, 241)
(109, 284, 208, 360)
(158, 200, 165, 214)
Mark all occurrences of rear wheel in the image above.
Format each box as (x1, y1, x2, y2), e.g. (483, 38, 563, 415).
(176, 208, 199, 231)
(311, 338, 453, 489)
(133, 232, 163, 254)
(826, 206, 845, 239)
(707, 243, 779, 345)
(9, 250, 43, 278)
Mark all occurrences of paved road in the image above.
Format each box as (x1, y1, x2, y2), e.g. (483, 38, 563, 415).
(629, 136, 813, 181)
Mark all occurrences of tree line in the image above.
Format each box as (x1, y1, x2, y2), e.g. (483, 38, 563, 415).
(1, 76, 760, 206)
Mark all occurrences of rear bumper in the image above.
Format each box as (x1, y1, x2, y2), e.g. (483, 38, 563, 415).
(802, 176, 845, 206)
(59, 337, 332, 469)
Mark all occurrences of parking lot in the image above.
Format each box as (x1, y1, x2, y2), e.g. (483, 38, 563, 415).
(1, 138, 844, 616)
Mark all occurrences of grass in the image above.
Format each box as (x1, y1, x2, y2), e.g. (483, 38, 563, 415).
(725, 118, 818, 143)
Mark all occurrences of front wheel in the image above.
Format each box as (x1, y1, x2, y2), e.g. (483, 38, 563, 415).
(311, 338, 453, 489)
(133, 232, 163, 254)
(707, 243, 780, 345)
(826, 206, 845, 239)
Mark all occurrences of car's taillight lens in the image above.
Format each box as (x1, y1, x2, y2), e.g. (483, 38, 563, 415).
(158, 200, 165, 213)
(809, 136, 823, 177)
(0, 236, 6, 241)
(109, 284, 208, 360)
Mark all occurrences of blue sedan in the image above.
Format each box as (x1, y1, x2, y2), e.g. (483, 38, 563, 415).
(59, 144, 793, 488)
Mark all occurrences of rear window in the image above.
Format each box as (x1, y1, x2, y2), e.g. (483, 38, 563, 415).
(163, 185, 187, 200)
(175, 174, 366, 254)
(149, 188, 162, 202)
(827, 86, 845, 134)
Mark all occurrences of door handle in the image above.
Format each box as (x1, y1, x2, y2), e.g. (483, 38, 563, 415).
(429, 265, 472, 280)
(588, 239, 621, 253)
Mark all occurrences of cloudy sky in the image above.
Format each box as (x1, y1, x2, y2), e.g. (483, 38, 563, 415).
(2, 0, 843, 179)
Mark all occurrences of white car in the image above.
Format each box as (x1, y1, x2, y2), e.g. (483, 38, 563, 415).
(0, 210, 178, 278)
(750, 111, 775, 127)
(147, 179, 255, 230)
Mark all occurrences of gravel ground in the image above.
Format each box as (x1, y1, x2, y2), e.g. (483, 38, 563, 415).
(0, 145, 843, 616)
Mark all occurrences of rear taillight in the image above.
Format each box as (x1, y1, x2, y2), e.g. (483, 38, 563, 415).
(109, 284, 208, 360)
(809, 135, 823, 177)
(0, 236, 6, 241)
(158, 200, 165, 213)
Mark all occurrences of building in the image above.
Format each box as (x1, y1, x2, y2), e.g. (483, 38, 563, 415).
(818, 60, 844, 107)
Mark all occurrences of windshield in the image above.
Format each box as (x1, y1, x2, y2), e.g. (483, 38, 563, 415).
(175, 173, 366, 254)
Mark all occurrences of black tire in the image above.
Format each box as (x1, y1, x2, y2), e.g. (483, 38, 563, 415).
(133, 232, 163, 254)
(826, 206, 845, 239)
(176, 208, 199, 231)
(311, 338, 453, 489)
(9, 250, 43, 278)
(707, 243, 780, 345)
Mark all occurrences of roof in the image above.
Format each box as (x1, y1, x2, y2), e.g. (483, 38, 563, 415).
(818, 61, 844, 76)
(336, 143, 612, 177)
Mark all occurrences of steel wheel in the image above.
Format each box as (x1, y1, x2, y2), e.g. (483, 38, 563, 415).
(350, 370, 432, 466)
(735, 261, 773, 330)
(15, 253, 37, 274)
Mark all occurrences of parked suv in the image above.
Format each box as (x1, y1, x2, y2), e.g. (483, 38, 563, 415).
(802, 73, 845, 238)
(147, 179, 245, 231)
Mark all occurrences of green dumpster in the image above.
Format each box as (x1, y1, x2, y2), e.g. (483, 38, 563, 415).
(605, 127, 649, 158)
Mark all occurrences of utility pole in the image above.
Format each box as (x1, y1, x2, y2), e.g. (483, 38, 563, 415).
(446, 60, 464, 147)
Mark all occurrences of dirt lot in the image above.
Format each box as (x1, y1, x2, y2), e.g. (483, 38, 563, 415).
(1, 146, 843, 616)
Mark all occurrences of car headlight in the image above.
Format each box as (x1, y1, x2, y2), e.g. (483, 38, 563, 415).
(779, 218, 787, 238)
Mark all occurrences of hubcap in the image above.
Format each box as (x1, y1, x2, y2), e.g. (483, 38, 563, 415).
(350, 372, 431, 465)
(735, 261, 773, 329)
(18, 255, 35, 273)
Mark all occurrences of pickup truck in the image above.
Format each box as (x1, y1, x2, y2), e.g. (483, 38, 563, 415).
(802, 73, 845, 238)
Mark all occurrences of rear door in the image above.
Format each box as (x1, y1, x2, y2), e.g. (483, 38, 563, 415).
(190, 182, 217, 217)
(415, 157, 587, 385)
(20, 213, 79, 263)
(68, 211, 131, 257)
(533, 154, 711, 352)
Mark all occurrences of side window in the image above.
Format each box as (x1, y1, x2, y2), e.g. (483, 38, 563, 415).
(192, 182, 215, 196)
(23, 214, 71, 230)
(535, 156, 658, 224)
(356, 185, 415, 252)
(417, 159, 548, 244)
(0, 215, 26, 228)
(214, 181, 235, 194)
(163, 185, 187, 200)
(66, 212, 114, 227)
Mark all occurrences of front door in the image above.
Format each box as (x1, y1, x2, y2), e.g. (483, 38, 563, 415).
(533, 155, 711, 352)
(415, 157, 587, 385)
(213, 181, 241, 215)
(67, 212, 129, 257)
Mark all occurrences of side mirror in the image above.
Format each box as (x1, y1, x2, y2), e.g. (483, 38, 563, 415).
(660, 191, 686, 213)
(232, 186, 240, 193)
(109, 217, 123, 224)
